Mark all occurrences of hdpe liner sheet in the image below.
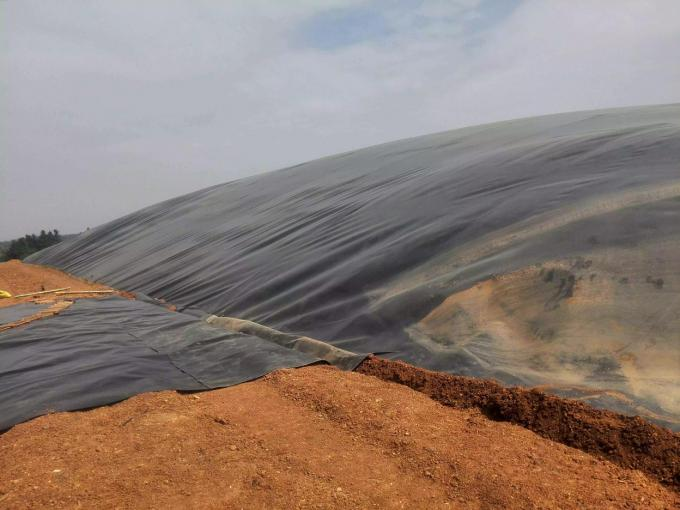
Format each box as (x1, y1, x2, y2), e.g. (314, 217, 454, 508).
(0, 297, 322, 430)
(30, 104, 680, 428)
(0, 303, 49, 325)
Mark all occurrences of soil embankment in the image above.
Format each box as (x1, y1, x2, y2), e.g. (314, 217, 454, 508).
(0, 259, 129, 309)
(1, 366, 677, 509)
(357, 356, 680, 490)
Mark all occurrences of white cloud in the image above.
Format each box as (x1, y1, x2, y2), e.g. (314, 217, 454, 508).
(1, 0, 679, 238)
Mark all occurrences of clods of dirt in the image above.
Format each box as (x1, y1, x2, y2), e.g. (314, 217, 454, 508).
(356, 356, 680, 490)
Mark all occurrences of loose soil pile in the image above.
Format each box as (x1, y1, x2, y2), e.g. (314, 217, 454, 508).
(1, 366, 677, 509)
(357, 356, 680, 490)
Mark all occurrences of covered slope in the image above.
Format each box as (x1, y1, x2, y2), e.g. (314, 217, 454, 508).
(0, 296, 326, 430)
(0, 261, 363, 430)
(30, 104, 680, 427)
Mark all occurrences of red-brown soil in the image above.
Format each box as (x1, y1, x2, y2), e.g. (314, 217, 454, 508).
(0, 260, 140, 332)
(0, 260, 131, 310)
(1, 366, 677, 509)
(356, 356, 680, 491)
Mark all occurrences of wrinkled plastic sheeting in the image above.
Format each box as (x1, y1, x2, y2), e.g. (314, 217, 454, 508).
(0, 303, 49, 325)
(0, 297, 320, 430)
(205, 315, 366, 371)
(29, 104, 680, 428)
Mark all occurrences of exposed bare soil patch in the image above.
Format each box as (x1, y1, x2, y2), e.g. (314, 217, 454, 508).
(0, 260, 131, 310)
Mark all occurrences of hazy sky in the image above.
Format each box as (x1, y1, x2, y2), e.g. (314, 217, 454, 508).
(2, 0, 679, 239)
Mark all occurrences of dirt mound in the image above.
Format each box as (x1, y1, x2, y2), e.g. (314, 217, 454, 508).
(357, 356, 680, 490)
(1, 366, 677, 509)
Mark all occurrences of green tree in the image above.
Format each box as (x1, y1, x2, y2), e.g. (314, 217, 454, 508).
(2, 229, 63, 261)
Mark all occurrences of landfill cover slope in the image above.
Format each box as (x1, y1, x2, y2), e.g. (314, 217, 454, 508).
(30, 104, 680, 429)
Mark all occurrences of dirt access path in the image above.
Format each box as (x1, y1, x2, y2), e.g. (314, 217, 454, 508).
(1, 366, 677, 509)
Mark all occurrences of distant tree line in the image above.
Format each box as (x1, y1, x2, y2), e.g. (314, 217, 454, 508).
(0, 230, 62, 261)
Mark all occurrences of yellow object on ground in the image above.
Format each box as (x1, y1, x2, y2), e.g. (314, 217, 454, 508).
(0, 290, 12, 299)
